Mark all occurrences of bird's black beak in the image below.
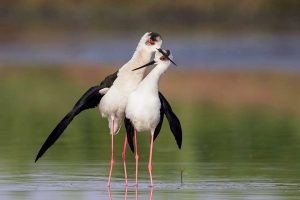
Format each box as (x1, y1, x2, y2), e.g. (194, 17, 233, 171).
(169, 58, 177, 66)
(157, 48, 177, 66)
(132, 60, 156, 71)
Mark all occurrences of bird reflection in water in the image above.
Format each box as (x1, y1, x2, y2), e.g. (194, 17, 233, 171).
(107, 186, 112, 200)
(149, 186, 153, 199)
(107, 185, 154, 200)
(135, 186, 138, 200)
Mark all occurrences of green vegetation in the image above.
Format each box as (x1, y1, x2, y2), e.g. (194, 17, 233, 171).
(2, 0, 300, 35)
(1, 67, 300, 180)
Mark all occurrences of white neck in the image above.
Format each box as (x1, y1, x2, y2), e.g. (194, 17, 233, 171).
(139, 62, 170, 93)
(119, 43, 152, 74)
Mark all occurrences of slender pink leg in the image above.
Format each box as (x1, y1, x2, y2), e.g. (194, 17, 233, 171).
(107, 119, 115, 187)
(134, 129, 139, 186)
(149, 186, 153, 200)
(135, 184, 138, 200)
(148, 135, 154, 187)
(122, 134, 128, 185)
(124, 185, 128, 200)
(107, 186, 112, 200)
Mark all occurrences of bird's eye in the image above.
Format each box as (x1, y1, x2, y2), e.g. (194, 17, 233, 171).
(148, 39, 155, 45)
(160, 56, 167, 61)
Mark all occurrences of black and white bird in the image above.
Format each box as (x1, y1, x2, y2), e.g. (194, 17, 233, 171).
(34, 32, 162, 187)
(124, 48, 182, 187)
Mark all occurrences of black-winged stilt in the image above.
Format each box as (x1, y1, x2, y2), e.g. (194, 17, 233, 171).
(34, 32, 162, 187)
(124, 48, 182, 187)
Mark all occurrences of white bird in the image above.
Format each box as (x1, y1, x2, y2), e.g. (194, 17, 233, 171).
(124, 48, 182, 187)
(35, 32, 162, 187)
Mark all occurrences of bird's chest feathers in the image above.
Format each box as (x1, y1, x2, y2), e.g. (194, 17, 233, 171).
(136, 93, 160, 112)
(129, 78, 161, 114)
(99, 73, 143, 117)
(125, 73, 162, 131)
(113, 74, 142, 94)
(127, 90, 161, 130)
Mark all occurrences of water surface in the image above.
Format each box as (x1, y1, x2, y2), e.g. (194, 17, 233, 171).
(1, 160, 300, 200)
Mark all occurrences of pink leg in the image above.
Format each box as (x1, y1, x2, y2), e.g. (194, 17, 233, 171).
(148, 135, 154, 187)
(124, 185, 128, 200)
(107, 119, 115, 187)
(122, 134, 128, 185)
(135, 184, 138, 200)
(107, 187, 112, 200)
(134, 129, 139, 186)
(149, 186, 153, 200)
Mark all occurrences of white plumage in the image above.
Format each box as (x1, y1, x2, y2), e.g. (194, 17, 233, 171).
(99, 32, 162, 134)
(34, 32, 163, 187)
(125, 48, 178, 187)
(98, 32, 162, 186)
(126, 50, 173, 134)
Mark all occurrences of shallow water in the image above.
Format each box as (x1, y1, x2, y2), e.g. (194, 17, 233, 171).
(2, 113, 300, 199)
(1, 158, 300, 199)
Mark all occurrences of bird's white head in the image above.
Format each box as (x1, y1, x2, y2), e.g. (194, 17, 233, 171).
(137, 32, 162, 53)
(120, 32, 162, 72)
(132, 48, 176, 71)
(154, 49, 175, 65)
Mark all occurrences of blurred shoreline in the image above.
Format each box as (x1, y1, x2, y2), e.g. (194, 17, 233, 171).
(1, 32, 300, 70)
(2, 1, 299, 70)
(1, 66, 300, 113)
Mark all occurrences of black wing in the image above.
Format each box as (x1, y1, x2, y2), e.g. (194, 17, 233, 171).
(158, 92, 182, 149)
(124, 117, 135, 153)
(153, 106, 164, 141)
(35, 71, 118, 162)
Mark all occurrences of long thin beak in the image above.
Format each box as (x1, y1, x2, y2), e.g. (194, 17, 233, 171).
(169, 58, 177, 66)
(132, 60, 156, 71)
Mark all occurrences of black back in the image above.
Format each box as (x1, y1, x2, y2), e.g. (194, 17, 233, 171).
(125, 92, 182, 153)
(35, 71, 118, 162)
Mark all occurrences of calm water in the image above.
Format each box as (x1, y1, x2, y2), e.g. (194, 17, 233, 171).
(2, 162, 300, 200)
(1, 125, 300, 200)
(1, 33, 300, 69)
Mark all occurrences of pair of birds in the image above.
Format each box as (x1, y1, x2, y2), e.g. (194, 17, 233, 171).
(35, 32, 182, 187)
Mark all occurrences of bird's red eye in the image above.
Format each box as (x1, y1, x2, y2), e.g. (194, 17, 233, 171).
(160, 56, 167, 61)
(148, 39, 155, 45)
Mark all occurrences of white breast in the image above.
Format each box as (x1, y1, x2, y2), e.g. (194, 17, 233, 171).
(125, 60, 171, 133)
(99, 70, 144, 120)
(125, 87, 161, 132)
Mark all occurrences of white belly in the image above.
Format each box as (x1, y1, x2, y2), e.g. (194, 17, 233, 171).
(99, 88, 126, 119)
(98, 71, 144, 134)
(126, 91, 161, 132)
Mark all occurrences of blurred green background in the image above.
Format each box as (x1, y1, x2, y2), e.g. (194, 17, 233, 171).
(1, 0, 300, 35)
(1, 0, 300, 172)
(1, 1, 300, 199)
